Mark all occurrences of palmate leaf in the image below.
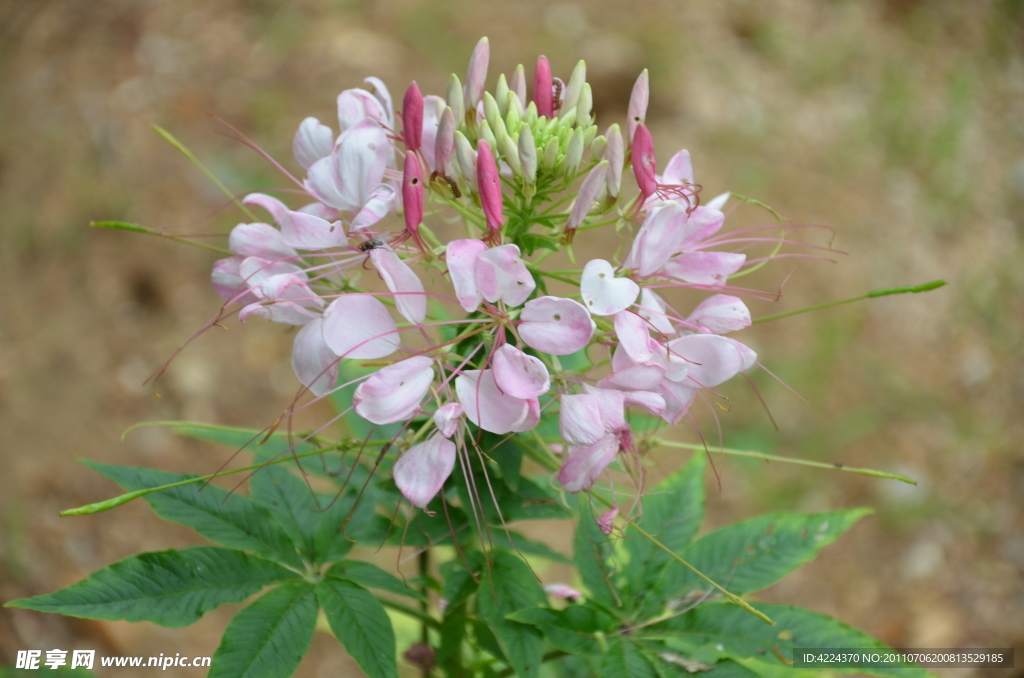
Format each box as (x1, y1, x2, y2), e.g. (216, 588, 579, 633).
(317, 577, 397, 678)
(328, 560, 424, 601)
(506, 605, 608, 656)
(85, 461, 304, 568)
(209, 582, 318, 678)
(475, 550, 547, 678)
(625, 452, 706, 614)
(6, 547, 292, 628)
(652, 602, 933, 678)
(654, 509, 872, 603)
(599, 638, 660, 678)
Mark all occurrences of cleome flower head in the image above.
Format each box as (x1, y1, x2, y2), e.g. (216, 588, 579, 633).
(204, 36, 823, 510)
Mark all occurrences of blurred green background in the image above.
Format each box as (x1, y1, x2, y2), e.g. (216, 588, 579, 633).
(1, 0, 1022, 676)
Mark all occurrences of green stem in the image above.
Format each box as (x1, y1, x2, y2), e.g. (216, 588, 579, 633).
(753, 280, 947, 324)
(90, 222, 234, 256)
(526, 265, 578, 286)
(652, 439, 917, 484)
(152, 125, 257, 221)
(380, 598, 441, 630)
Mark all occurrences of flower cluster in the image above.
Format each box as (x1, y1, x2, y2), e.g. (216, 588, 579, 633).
(210, 37, 769, 509)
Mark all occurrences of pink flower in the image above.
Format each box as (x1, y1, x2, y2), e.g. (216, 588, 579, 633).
(685, 294, 751, 334)
(305, 119, 390, 215)
(491, 344, 550, 399)
(597, 506, 619, 536)
(557, 387, 634, 492)
(293, 117, 333, 170)
(433, 403, 465, 438)
(447, 240, 535, 312)
(456, 369, 539, 435)
(242, 193, 347, 251)
(543, 584, 582, 601)
(518, 296, 595, 355)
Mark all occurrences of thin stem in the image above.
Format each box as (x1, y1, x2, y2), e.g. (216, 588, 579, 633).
(380, 598, 441, 630)
(652, 439, 917, 484)
(90, 222, 234, 256)
(753, 280, 947, 324)
(526, 265, 578, 286)
(152, 125, 257, 221)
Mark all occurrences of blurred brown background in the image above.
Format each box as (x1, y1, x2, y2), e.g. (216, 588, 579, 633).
(1, 0, 1022, 676)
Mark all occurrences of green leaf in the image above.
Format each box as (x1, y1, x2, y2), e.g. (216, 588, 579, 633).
(573, 495, 620, 610)
(85, 461, 303, 568)
(469, 618, 508, 662)
(6, 547, 291, 628)
(600, 638, 659, 678)
(484, 431, 522, 491)
(317, 578, 397, 678)
(328, 561, 424, 601)
(506, 606, 603, 656)
(658, 509, 871, 600)
(475, 550, 546, 678)
(249, 460, 322, 562)
(626, 452, 706, 613)
(209, 582, 317, 678)
(437, 604, 467, 668)
(654, 602, 933, 678)
(440, 550, 484, 610)
(487, 529, 571, 563)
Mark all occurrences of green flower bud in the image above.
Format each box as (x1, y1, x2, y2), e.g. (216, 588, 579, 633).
(446, 74, 465, 126)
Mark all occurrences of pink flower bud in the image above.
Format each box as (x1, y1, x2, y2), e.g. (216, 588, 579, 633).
(402, 81, 424, 151)
(434, 107, 456, 175)
(402, 151, 424, 235)
(631, 123, 657, 201)
(510, 64, 527, 107)
(476, 140, 505, 238)
(465, 37, 490, 108)
(533, 55, 554, 118)
(597, 506, 619, 536)
(627, 69, 649, 146)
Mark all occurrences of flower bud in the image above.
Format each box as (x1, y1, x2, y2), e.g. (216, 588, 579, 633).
(500, 133, 523, 177)
(567, 160, 608, 233)
(435, 107, 456, 175)
(542, 136, 560, 171)
(446, 73, 465, 126)
(506, 90, 525, 120)
(562, 60, 586, 117)
(495, 74, 510, 117)
(402, 81, 424, 152)
(483, 91, 502, 131)
(402, 151, 424, 234)
(510, 64, 527, 107)
(627, 68, 649, 147)
(604, 123, 624, 198)
(518, 124, 537, 183)
(454, 131, 477, 190)
(564, 127, 585, 175)
(576, 82, 593, 123)
(478, 118, 497, 150)
(476, 140, 505, 237)
(524, 101, 538, 125)
(632, 123, 657, 201)
(533, 55, 553, 118)
(559, 107, 578, 129)
(465, 37, 489, 109)
(505, 100, 522, 133)
(590, 134, 607, 161)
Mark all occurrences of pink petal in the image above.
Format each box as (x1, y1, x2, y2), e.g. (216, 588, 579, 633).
(350, 184, 397, 232)
(597, 361, 666, 391)
(323, 294, 400, 359)
(446, 239, 487, 312)
(580, 259, 640, 316)
(419, 96, 444, 171)
(597, 506, 619, 536)
(241, 273, 323, 324)
(663, 251, 746, 286)
(476, 244, 535, 307)
(656, 379, 698, 425)
(666, 334, 746, 389)
(354, 356, 435, 425)
(434, 107, 456, 175)
(631, 123, 657, 201)
(679, 206, 725, 250)
(559, 394, 604, 446)
(662, 149, 693, 186)
(558, 434, 619, 493)
(243, 193, 346, 250)
(622, 390, 666, 416)
(402, 152, 424, 233)
(393, 436, 457, 509)
(581, 385, 627, 432)
(291, 317, 338, 397)
(402, 81, 424, 152)
(455, 369, 532, 435)
(518, 296, 595, 355)
(433, 403, 464, 438)
(515, 397, 541, 433)
(293, 117, 334, 170)
(305, 119, 389, 213)
(363, 77, 394, 128)
(211, 257, 255, 304)
(614, 310, 653, 363)
(492, 344, 550, 399)
(686, 294, 751, 334)
(370, 249, 426, 324)
(337, 88, 386, 133)
(728, 338, 758, 372)
(238, 256, 305, 288)
(543, 584, 582, 601)
(476, 140, 505, 232)
(637, 288, 676, 336)
(706, 192, 730, 211)
(533, 55, 553, 118)
(624, 201, 689, 276)
(605, 125, 624, 197)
